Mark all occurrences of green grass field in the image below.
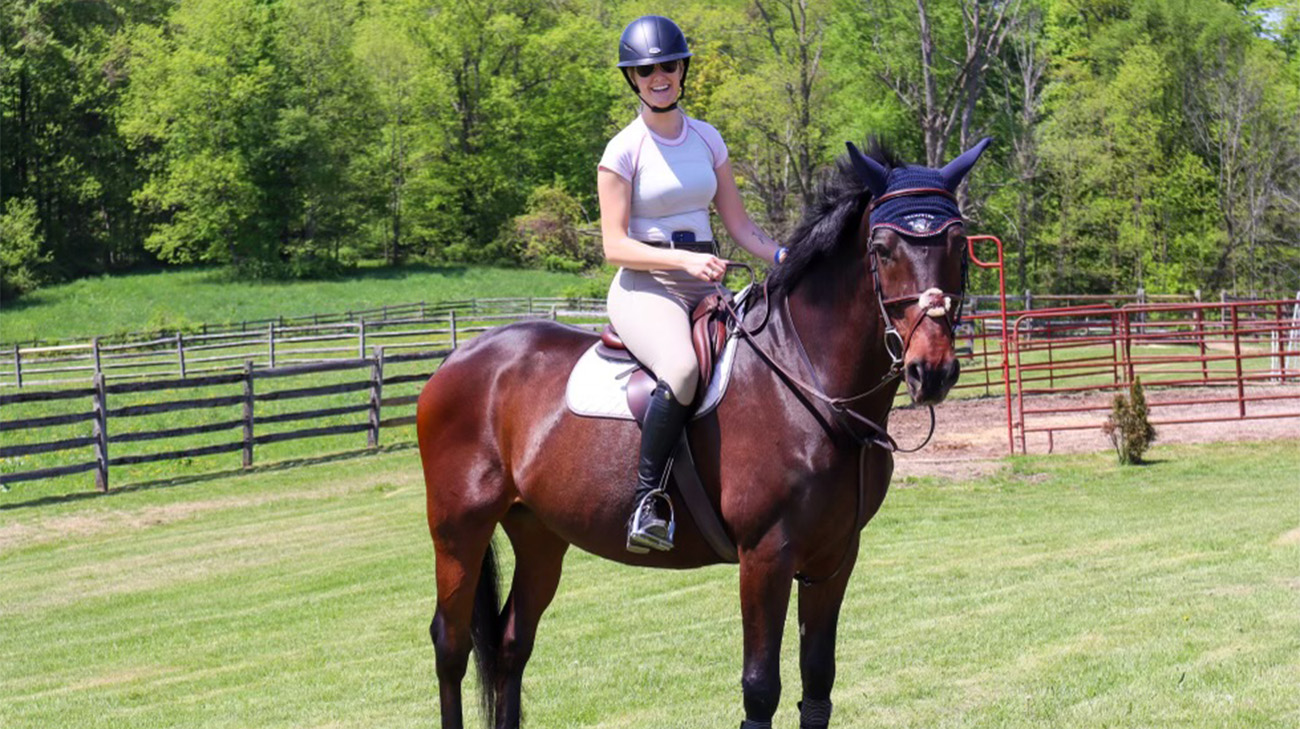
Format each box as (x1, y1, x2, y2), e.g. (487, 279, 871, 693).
(2, 439, 1296, 728)
(0, 264, 609, 343)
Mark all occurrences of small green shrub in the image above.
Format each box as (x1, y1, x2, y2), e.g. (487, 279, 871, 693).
(1102, 377, 1158, 464)
(504, 184, 601, 272)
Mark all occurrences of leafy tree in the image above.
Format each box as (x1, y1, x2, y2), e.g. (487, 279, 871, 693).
(120, 0, 281, 267)
(120, 0, 374, 276)
(0, 196, 49, 299)
(1, 0, 169, 287)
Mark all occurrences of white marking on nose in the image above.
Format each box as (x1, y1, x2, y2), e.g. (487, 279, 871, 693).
(919, 287, 950, 318)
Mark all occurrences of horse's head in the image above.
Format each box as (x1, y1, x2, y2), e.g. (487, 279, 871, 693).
(847, 138, 992, 405)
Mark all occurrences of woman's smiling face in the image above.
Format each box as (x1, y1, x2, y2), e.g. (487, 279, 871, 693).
(633, 62, 682, 107)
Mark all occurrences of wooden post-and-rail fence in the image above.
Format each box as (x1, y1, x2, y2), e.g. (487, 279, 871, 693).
(0, 306, 592, 389)
(0, 348, 447, 494)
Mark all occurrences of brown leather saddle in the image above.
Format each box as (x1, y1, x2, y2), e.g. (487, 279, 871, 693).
(595, 290, 733, 423)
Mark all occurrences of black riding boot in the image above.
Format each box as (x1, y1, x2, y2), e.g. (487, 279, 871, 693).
(626, 379, 691, 553)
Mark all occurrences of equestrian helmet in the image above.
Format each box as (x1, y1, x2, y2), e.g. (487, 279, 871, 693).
(617, 15, 693, 68)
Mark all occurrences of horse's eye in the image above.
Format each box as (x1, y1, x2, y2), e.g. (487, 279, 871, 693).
(871, 241, 892, 258)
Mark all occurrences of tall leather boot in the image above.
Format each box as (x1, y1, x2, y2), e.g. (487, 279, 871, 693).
(626, 379, 691, 553)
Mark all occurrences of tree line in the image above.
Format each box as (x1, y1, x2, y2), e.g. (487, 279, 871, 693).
(3, 0, 1298, 302)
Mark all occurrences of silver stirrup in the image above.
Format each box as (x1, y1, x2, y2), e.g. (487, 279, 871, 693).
(627, 490, 676, 553)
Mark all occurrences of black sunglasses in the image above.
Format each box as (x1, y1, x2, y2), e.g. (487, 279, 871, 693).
(633, 60, 679, 77)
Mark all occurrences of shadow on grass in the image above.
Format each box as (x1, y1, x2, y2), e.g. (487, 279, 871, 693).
(0, 442, 418, 512)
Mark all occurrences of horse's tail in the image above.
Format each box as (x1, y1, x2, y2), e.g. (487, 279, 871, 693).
(470, 540, 502, 725)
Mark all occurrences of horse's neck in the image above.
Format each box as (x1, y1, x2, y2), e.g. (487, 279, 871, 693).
(777, 242, 895, 411)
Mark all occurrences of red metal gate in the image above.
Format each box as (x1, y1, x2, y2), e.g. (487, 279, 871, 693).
(1009, 299, 1300, 454)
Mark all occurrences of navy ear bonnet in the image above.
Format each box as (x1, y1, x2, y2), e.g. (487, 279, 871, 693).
(869, 167, 962, 237)
(846, 138, 992, 237)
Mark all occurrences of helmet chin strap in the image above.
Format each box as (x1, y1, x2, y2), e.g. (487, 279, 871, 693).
(640, 95, 679, 113)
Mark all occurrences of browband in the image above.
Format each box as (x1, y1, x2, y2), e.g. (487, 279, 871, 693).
(868, 187, 957, 209)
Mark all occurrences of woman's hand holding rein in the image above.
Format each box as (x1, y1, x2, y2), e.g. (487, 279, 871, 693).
(681, 251, 730, 282)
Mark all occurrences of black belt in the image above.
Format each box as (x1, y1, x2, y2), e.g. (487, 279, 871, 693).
(645, 240, 717, 254)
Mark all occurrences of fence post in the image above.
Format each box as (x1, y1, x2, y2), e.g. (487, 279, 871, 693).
(450, 311, 458, 349)
(1194, 307, 1209, 383)
(176, 333, 186, 378)
(242, 360, 255, 468)
(93, 372, 109, 492)
(1024, 289, 1033, 312)
(358, 321, 367, 359)
(13, 344, 22, 388)
(1229, 305, 1245, 417)
(1291, 293, 1300, 382)
(92, 337, 102, 377)
(1273, 303, 1284, 384)
(267, 323, 276, 368)
(1121, 310, 1135, 385)
(369, 346, 384, 448)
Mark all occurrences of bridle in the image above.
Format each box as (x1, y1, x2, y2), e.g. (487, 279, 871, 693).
(866, 187, 971, 377)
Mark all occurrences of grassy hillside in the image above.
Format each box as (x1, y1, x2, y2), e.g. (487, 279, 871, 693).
(0, 264, 612, 343)
(1, 440, 1297, 728)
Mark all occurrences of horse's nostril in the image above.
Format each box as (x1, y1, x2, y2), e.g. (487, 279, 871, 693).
(944, 359, 961, 387)
(905, 361, 923, 384)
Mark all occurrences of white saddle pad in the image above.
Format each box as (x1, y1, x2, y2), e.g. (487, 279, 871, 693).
(565, 332, 741, 421)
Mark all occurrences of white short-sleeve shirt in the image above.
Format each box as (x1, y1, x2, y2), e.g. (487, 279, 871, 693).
(598, 115, 729, 244)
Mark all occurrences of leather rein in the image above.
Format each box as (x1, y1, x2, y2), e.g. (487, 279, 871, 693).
(717, 187, 969, 585)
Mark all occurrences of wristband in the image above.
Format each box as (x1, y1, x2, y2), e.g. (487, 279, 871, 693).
(774, 246, 789, 264)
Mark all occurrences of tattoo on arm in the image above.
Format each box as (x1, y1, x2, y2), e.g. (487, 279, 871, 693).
(749, 225, 779, 251)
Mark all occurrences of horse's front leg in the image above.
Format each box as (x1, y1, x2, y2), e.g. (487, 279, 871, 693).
(737, 534, 796, 729)
(796, 537, 858, 729)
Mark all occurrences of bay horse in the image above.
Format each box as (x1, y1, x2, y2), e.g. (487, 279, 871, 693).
(416, 137, 991, 728)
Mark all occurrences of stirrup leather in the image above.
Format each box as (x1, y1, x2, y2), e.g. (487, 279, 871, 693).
(627, 488, 676, 553)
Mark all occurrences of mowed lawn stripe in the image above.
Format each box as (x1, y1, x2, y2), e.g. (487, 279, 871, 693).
(1, 440, 1297, 728)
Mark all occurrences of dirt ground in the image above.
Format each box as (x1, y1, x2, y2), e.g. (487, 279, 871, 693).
(890, 385, 1300, 480)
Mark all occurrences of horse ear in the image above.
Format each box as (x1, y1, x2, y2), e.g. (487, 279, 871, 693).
(939, 137, 993, 191)
(846, 141, 888, 197)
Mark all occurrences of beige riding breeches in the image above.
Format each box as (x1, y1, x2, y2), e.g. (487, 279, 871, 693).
(606, 267, 717, 405)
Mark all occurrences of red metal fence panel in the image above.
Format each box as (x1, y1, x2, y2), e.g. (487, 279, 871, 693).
(1009, 299, 1300, 454)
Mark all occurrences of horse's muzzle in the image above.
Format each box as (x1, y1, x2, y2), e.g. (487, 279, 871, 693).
(904, 357, 960, 405)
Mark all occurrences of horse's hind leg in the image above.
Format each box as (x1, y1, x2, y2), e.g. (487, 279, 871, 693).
(430, 514, 499, 729)
(494, 508, 569, 729)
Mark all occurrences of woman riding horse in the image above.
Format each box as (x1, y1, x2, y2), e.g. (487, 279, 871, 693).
(598, 15, 788, 553)
(416, 50, 992, 727)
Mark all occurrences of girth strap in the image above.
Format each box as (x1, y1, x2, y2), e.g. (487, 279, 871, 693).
(671, 432, 738, 563)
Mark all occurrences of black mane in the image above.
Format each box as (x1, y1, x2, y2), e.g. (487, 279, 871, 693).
(766, 138, 906, 297)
